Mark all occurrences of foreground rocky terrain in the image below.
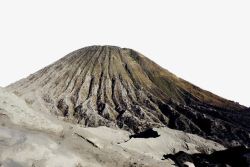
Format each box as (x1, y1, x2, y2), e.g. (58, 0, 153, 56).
(1, 45, 250, 166)
(0, 87, 227, 167)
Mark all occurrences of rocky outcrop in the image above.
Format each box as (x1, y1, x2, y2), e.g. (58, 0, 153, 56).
(7, 45, 250, 147)
(163, 146, 250, 167)
(129, 128, 160, 139)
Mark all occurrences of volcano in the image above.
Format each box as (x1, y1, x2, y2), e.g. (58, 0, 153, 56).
(7, 45, 250, 147)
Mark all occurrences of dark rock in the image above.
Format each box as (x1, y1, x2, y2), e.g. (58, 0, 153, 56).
(57, 99, 69, 117)
(163, 146, 250, 167)
(130, 128, 160, 139)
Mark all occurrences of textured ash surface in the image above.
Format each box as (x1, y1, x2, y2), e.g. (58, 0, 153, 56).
(1, 87, 227, 167)
(7, 45, 250, 147)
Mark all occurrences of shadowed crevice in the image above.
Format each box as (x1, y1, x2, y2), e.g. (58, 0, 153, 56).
(130, 128, 160, 139)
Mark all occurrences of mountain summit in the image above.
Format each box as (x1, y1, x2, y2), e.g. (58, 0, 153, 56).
(7, 45, 250, 147)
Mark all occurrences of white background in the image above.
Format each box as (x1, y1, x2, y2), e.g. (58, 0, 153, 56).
(0, 0, 249, 106)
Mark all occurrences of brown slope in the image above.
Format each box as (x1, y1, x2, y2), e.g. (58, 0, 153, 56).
(7, 45, 250, 147)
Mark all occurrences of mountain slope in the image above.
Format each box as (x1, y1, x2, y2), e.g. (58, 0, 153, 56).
(1, 87, 226, 167)
(7, 45, 250, 147)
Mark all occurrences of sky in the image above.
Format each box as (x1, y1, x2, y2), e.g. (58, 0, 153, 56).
(0, 0, 249, 107)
